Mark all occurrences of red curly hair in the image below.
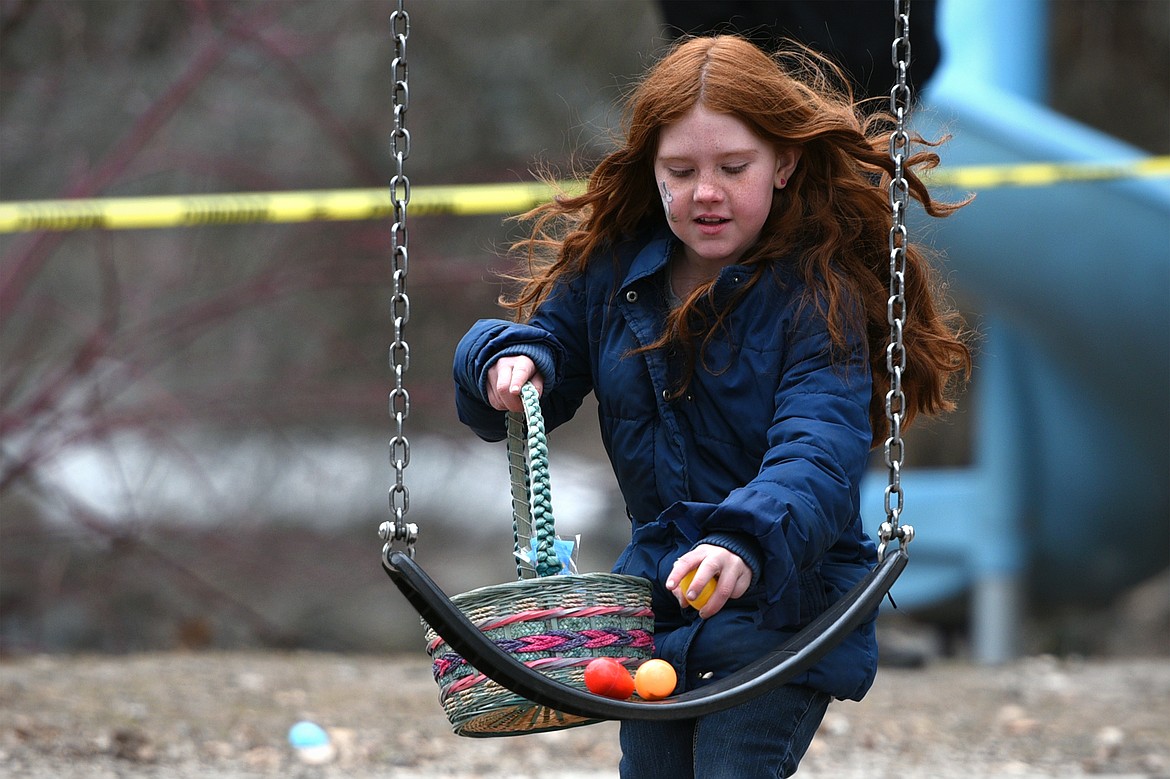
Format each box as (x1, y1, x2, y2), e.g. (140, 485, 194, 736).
(502, 35, 971, 444)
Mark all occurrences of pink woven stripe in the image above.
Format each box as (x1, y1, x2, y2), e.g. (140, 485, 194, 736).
(426, 606, 653, 653)
(477, 605, 653, 631)
(432, 627, 654, 682)
(503, 628, 654, 653)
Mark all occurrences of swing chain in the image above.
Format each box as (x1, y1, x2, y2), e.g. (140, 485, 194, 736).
(879, 0, 915, 561)
(380, 0, 417, 559)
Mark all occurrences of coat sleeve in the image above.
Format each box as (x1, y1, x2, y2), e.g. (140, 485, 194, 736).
(697, 298, 873, 630)
(452, 281, 594, 442)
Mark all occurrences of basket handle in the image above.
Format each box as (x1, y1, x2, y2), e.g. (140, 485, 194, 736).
(506, 382, 560, 579)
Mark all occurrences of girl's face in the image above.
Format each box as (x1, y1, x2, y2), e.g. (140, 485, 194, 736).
(653, 103, 799, 269)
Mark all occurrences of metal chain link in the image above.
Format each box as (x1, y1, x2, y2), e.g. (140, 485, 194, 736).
(879, 0, 915, 561)
(380, 0, 417, 559)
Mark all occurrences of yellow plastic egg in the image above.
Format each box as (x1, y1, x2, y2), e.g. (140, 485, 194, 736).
(680, 570, 717, 610)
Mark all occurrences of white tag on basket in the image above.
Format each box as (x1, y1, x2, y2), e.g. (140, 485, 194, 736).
(514, 534, 580, 575)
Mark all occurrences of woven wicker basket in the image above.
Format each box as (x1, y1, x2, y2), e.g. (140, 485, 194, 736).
(423, 383, 654, 737)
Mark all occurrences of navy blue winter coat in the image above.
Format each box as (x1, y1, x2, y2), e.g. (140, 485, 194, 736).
(453, 228, 879, 701)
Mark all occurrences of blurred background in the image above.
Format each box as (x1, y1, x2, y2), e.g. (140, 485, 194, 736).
(1, 0, 1167, 661)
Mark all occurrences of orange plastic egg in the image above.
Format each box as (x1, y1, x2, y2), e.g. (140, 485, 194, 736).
(584, 657, 635, 700)
(634, 659, 677, 701)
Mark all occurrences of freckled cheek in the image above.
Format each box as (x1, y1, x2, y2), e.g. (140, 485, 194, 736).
(739, 180, 778, 217)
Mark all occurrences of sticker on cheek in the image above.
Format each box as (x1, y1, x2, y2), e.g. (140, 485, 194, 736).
(659, 180, 676, 223)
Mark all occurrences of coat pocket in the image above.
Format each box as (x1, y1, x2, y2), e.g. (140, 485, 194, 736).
(797, 563, 834, 626)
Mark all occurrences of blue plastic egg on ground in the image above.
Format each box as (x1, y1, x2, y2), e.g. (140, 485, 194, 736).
(288, 720, 329, 748)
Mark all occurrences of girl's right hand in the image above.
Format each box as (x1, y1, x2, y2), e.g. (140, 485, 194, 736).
(665, 544, 753, 619)
(485, 355, 543, 412)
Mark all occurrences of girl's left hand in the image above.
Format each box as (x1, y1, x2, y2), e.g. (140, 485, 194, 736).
(485, 355, 543, 412)
(665, 544, 753, 619)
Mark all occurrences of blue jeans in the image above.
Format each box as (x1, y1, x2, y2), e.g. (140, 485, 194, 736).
(618, 684, 830, 779)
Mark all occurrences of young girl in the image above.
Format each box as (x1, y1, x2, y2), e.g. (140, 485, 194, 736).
(453, 35, 970, 778)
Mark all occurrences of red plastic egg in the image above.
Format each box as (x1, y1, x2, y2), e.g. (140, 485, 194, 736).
(584, 657, 635, 700)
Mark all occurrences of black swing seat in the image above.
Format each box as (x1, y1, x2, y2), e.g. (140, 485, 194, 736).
(384, 545, 908, 721)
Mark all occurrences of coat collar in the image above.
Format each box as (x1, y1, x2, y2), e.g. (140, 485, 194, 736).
(622, 229, 754, 296)
(622, 230, 673, 288)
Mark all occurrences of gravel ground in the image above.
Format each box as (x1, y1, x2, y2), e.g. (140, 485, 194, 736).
(2, 651, 1168, 779)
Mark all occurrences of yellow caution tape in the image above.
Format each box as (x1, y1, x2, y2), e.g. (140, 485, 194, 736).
(0, 157, 1166, 233)
(927, 155, 1170, 189)
(0, 182, 583, 233)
